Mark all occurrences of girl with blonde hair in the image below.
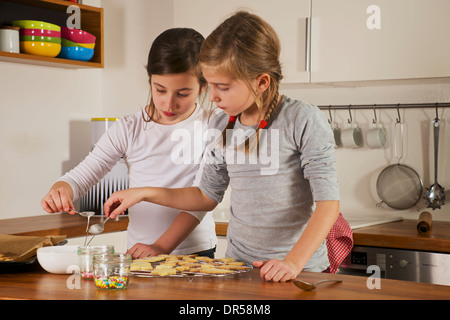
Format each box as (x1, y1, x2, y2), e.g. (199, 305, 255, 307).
(104, 12, 349, 282)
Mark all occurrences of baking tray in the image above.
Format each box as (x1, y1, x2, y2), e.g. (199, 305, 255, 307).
(130, 258, 253, 278)
(132, 265, 253, 278)
(0, 239, 68, 273)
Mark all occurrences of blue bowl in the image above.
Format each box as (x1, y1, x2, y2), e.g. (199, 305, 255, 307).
(57, 46, 94, 61)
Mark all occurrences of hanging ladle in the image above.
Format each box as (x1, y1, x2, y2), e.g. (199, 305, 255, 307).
(424, 106, 445, 209)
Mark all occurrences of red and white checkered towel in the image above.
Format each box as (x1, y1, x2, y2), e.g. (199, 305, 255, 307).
(325, 213, 353, 273)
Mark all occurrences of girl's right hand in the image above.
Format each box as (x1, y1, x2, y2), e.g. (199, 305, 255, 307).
(41, 181, 75, 213)
(126, 243, 166, 259)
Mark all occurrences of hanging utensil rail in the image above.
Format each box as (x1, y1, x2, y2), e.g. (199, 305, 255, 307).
(319, 102, 450, 111)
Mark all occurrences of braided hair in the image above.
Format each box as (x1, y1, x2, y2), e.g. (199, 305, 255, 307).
(199, 11, 283, 150)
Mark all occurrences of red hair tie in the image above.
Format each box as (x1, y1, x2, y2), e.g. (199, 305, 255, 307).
(228, 116, 237, 123)
(258, 120, 268, 129)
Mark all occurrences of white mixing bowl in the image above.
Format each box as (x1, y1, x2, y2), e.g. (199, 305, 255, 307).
(37, 245, 79, 274)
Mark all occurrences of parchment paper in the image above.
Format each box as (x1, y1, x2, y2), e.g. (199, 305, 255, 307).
(0, 234, 67, 262)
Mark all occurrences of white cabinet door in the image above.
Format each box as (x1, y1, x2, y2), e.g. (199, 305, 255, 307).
(173, 0, 311, 83)
(310, 0, 450, 82)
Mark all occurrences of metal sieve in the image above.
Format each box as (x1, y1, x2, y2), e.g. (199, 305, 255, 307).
(376, 121, 423, 210)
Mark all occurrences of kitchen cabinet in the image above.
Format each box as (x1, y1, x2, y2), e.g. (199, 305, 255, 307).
(173, 0, 311, 83)
(310, 0, 450, 82)
(0, 0, 103, 68)
(174, 0, 450, 83)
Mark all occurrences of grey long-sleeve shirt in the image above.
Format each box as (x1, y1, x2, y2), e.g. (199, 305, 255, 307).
(199, 96, 339, 271)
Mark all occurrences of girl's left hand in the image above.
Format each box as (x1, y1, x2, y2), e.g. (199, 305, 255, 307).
(253, 259, 300, 282)
(104, 188, 145, 219)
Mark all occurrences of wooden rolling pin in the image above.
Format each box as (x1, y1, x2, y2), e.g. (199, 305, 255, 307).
(417, 211, 432, 233)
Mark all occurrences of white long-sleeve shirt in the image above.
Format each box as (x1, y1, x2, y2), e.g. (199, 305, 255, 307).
(59, 105, 217, 254)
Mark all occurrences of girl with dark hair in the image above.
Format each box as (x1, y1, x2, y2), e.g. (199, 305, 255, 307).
(41, 28, 217, 258)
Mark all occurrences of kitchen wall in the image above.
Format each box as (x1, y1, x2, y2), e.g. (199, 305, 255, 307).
(0, 0, 449, 223)
(282, 80, 450, 222)
(0, 0, 173, 219)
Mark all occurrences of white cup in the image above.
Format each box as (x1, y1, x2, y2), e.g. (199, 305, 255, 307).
(366, 123, 386, 149)
(330, 122, 341, 148)
(0, 27, 19, 53)
(341, 122, 362, 148)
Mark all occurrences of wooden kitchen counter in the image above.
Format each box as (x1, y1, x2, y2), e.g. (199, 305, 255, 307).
(352, 219, 450, 253)
(0, 213, 129, 238)
(2, 215, 449, 253)
(1, 215, 450, 305)
(218, 220, 450, 253)
(0, 264, 449, 301)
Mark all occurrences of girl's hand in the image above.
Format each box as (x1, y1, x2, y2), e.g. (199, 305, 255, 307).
(104, 188, 145, 219)
(127, 243, 166, 259)
(253, 258, 301, 282)
(41, 181, 75, 213)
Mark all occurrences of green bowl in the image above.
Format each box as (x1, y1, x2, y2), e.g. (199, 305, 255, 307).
(20, 35, 61, 44)
(61, 38, 95, 49)
(13, 20, 60, 32)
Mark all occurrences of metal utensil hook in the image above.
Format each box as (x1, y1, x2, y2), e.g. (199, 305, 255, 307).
(435, 103, 440, 121)
(372, 105, 378, 124)
(328, 106, 333, 124)
(396, 104, 401, 123)
(347, 105, 353, 123)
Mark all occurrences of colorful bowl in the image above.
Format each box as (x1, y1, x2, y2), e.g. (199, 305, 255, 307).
(61, 27, 96, 44)
(20, 41, 61, 57)
(20, 28, 61, 38)
(57, 45, 94, 61)
(61, 38, 95, 49)
(13, 20, 60, 32)
(20, 35, 61, 44)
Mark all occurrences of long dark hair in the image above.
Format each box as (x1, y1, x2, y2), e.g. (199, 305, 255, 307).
(143, 28, 207, 122)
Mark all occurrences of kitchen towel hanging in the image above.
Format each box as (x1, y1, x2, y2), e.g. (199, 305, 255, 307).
(325, 213, 353, 274)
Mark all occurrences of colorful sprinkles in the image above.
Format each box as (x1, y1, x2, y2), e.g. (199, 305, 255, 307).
(81, 271, 94, 279)
(94, 276, 128, 289)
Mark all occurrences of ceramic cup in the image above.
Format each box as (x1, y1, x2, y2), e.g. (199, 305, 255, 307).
(330, 122, 342, 148)
(0, 27, 19, 53)
(366, 123, 386, 149)
(341, 122, 362, 148)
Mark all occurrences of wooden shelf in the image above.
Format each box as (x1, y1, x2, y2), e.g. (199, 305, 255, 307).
(0, 0, 103, 68)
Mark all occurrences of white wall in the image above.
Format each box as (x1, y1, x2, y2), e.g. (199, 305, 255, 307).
(281, 80, 450, 222)
(1, 0, 449, 225)
(101, 0, 174, 117)
(0, 0, 173, 219)
(0, 47, 102, 219)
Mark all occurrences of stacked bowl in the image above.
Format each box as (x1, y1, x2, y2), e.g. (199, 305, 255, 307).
(12, 20, 61, 57)
(58, 27, 95, 61)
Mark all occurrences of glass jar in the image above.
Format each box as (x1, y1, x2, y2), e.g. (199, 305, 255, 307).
(93, 253, 131, 290)
(78, 245, 114, 279)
